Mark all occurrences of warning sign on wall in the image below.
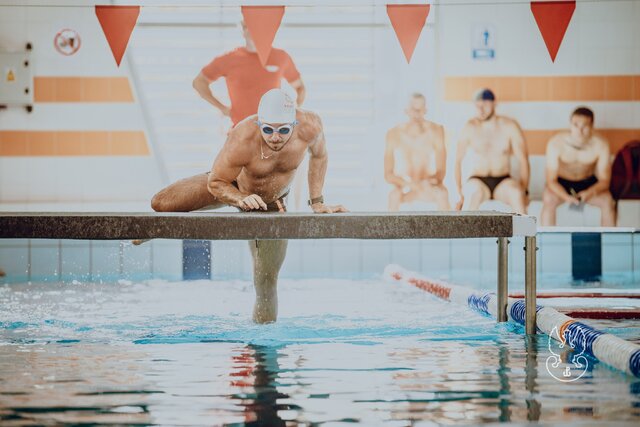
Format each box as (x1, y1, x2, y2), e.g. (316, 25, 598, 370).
(5, 68, 16, 82)
(0, 52, 33, 105)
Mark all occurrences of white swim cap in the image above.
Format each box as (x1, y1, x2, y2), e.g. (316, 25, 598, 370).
(257, 89, 296, 124)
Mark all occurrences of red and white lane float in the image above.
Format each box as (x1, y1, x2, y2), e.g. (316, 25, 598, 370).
(384, 264, 640, 378)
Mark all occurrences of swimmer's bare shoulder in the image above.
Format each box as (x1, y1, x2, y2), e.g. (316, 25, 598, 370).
(385, 125, 402, 147)
(425, 120, 444, 135)
(295, 109, 324, 145)
(591, 132, 609, 150)
(545, 132, 565, 158)
(215, 117, 255, 165)
(496, 115, 522, 131)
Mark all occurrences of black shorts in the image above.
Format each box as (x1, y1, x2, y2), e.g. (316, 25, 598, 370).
(470, 175, 510, 199)
(557, 176, 598, 195)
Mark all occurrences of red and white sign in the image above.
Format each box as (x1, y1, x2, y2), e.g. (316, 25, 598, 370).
(54, 28, 81, 56)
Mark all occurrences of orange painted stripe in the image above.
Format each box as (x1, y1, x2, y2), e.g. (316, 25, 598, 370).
(524, 129, 640, 155)
(445, 75, 640, 102)
(34, 77, 134, 102)
(0, 131, 149, 156)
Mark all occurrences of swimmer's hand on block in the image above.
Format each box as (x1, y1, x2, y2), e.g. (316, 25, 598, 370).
(308, 196, 348, 214)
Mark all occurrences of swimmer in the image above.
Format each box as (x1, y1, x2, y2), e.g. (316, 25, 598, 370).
(384, 93, 450, 211)
(150, 89, 347, 323)
(455, 88, 530, 214)
(541, 107, 615, 226)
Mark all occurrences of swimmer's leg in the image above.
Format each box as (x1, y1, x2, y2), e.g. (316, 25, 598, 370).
(248, 239, 288, 324)
(151, 173, 225, 212)
(133, 174, 226, 245)
(462, 178, 490, 210)
(415, 182, 451, 211)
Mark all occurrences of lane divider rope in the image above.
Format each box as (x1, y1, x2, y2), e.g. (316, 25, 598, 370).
(384, 264, 640, 378)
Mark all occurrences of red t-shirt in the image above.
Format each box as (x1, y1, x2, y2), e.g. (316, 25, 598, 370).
(201, 47, 301, 125)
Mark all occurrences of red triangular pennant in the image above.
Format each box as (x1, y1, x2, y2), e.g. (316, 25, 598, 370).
(241, 6, 285, 67)
(531, 1, 576, 62)
(387, 4, 431, 63)
(95, 5, 140, 67)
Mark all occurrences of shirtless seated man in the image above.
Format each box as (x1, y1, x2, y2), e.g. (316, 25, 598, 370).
(541, 107, 615, 226)
(384, 93, 450, 211)
(455, 89, 530, 214)
(150, 89, 347, 323)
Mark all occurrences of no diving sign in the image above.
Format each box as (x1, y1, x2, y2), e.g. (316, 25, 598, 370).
(54, 28, 81, 56)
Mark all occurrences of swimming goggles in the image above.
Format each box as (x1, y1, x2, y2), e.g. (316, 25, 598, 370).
(256, 120, 298, 135)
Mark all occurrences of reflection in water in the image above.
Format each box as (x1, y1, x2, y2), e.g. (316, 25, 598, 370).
(0, 279, 639, 424)
(0, 344, 155, 425)
(228, 345, 290, 426)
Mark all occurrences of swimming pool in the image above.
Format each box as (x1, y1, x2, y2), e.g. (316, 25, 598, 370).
(1, 277, 639, 425)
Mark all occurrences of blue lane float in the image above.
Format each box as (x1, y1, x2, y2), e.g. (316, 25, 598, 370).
(384, 264, 640, 378)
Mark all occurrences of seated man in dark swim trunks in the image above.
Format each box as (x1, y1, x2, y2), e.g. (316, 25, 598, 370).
(454, 89, 530, 214)
(150, 89, 347, 323)
(541, 107, 615, 226)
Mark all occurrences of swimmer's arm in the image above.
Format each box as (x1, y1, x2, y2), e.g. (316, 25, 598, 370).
(455, 126, 470, 195)
(207, 132, 256, 208)
(307, 125, 328, 202)
(193, 72, 231, 117)
(432, 125, 447, 183)
(384, 130, 406, 188)
(590, 139, 612, 194)
(510, 121, 530, 192)
(290, 78, 306, 106)
(545, 138, 572, 201)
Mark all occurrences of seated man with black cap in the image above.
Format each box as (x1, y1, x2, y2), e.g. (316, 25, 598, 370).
(454, 88, 530, 214)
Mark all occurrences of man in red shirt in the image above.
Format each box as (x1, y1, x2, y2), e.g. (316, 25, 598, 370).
(192, 20, 305, 125)
(148, 21, 306, 214)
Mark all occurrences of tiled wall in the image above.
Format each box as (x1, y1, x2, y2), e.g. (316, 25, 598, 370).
(1, 232, 638, 287)
(0, 2, 162, 202)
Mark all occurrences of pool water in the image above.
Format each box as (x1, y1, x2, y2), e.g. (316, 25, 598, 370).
(1, 278, 639, 425)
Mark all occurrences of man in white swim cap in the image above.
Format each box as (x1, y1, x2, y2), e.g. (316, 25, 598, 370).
(150, 88, 347, 324)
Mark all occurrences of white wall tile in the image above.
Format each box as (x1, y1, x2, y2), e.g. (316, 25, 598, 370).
(29, 239, 60, 282)
(211, 240, 249, 280)
(362, 240, 392, 276)
(508, 236, 526, 285)
(60, 240, 90, 282)
(91, 241, 122, 282)
(0, 239, 29, 283)
(122, 242, 152, 280)
(602, 233, 633, 273)
(151, 239, 182, 281)
(301, 240, 333, 278)
(538, 232, 572, 277)
(451, 238, 481, 273)
(280, 239, 304, 278)
(330, 239, 362, 278)
(633, 234, 640, 282)
(390, 239, 421, 274)
(479, 238, 498, 284)
(420, 239, 450, 275)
